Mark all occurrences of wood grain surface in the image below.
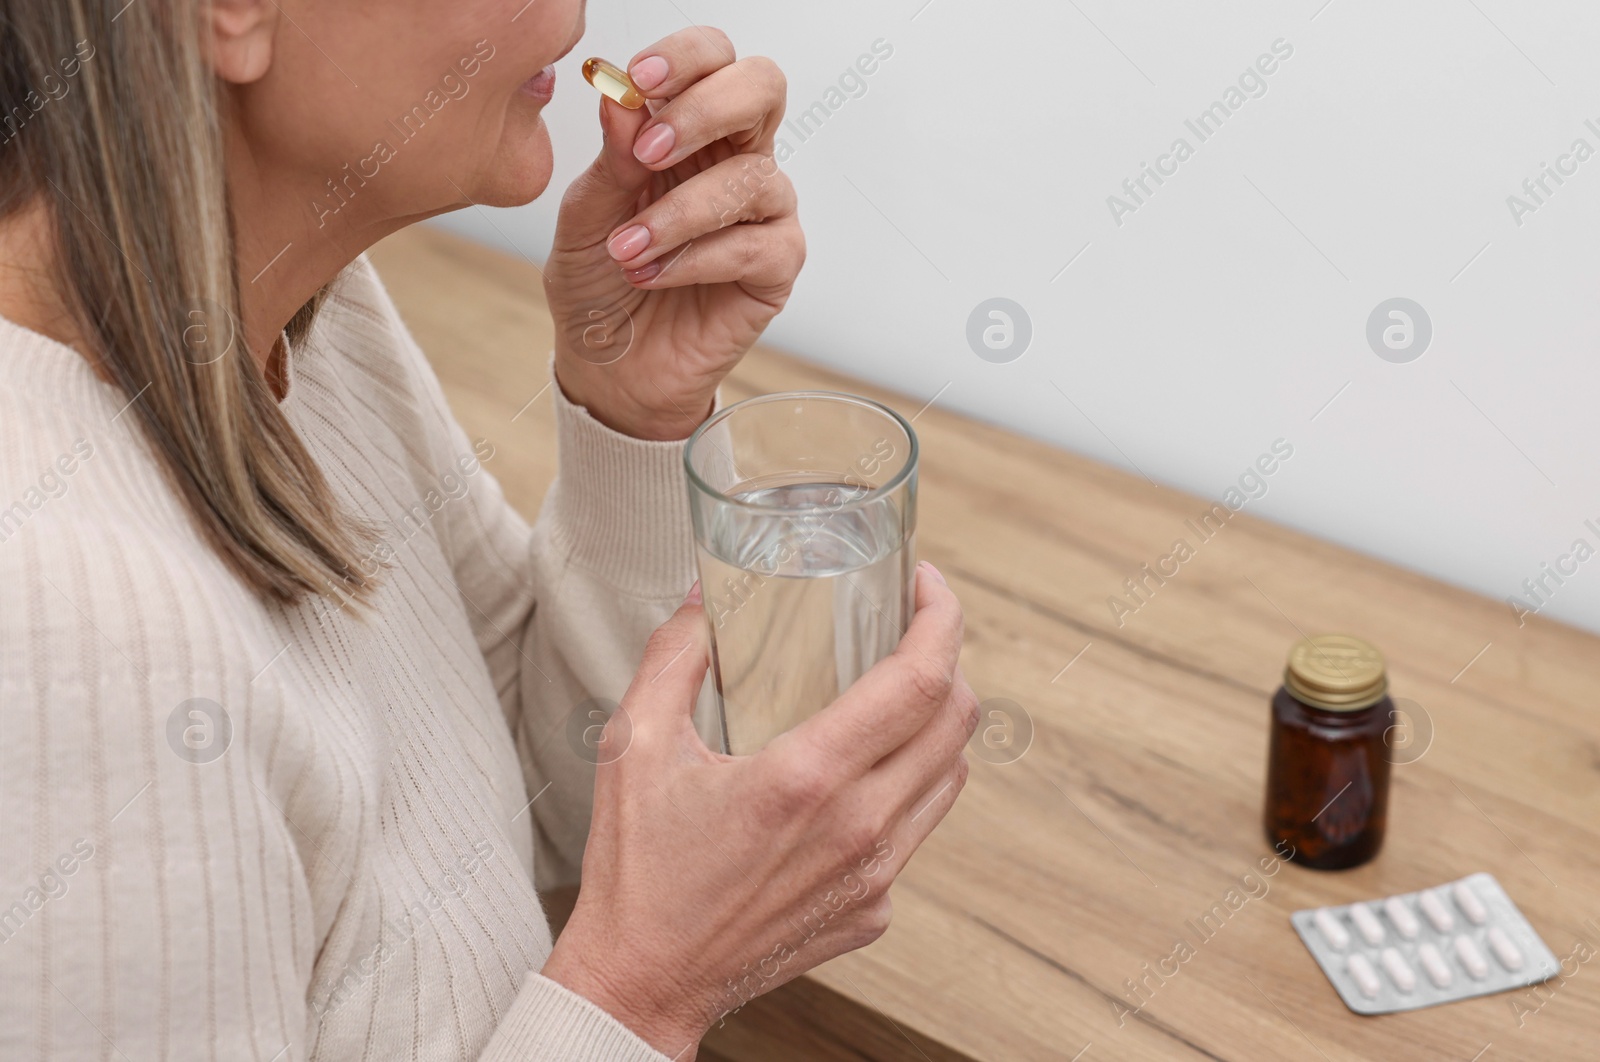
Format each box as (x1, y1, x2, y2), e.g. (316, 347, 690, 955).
(369, 225, 1600, 1062)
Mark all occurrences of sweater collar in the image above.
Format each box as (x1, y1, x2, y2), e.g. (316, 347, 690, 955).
(0, 311, 301, 411)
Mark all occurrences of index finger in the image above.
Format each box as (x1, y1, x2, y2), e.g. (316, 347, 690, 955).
(626, 26, 738, 99)
(782, 563, 965, 778)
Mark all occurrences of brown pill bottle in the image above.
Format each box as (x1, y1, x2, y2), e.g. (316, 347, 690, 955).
(1263, 634, 1393, 870)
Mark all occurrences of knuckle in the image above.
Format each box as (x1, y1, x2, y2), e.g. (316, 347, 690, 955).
(738, 236, 765, 271)
(782, 168, 799, 202)
(761, 163, 793, 196)
(903, 657, 953, 709)
(957, 687, 981, 738)
(954, 752, 971, 790)
(670, 93, 710, 136)
(861, 896, 894, 942)
(597, 715, 628, 756)
(703, 26, 736, 58)
(745, 165, 789, 219)
(785, 230, 807, 276)
(778, 759, 833, 809)
(643, 623, 678, 655)
(948, 598, 967, 644)
(745, 55, 786, 97)
(782, 247, 805, 284)
(741, 154, 780, 190)
(645, 195, 689, 239)
(641, 626, 689, 669)
(560, 169, 606, 214)
(837, 818, 882, 867)
(751, 787, 792, 829)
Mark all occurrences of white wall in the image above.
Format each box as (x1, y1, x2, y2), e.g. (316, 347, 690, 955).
(434, 0, 1600, 635)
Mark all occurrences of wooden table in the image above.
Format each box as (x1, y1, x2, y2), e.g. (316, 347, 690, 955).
(370, 226, 1600, 1061)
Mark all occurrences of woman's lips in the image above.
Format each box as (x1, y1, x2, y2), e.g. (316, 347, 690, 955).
(521, 65, 557, 101)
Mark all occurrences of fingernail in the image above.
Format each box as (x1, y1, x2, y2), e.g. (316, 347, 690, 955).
(607, 224, 652, 261)
(922, 561, 947, 585)
(686, 580, 702, 605)
(633, 123, 675, 165)
(624, 261, 661, 284)
(630, 56, 669, 91)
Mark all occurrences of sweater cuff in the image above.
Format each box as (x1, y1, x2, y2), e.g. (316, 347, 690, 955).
(479, 972, 675, 1062)
(544, 363, 710, 600)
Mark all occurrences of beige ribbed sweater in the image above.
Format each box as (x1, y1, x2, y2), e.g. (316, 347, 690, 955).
(0, 258, 699, 1060)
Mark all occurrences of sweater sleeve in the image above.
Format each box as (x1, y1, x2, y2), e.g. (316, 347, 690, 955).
(406, 370, 699, 1062)
(359, 268, 703, 1058)
(353, 261, 703, 892)
(479, 973, 684, 1062)
(514, 373, 706, 887)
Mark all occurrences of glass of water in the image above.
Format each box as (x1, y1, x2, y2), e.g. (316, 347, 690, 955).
(685, 391, 919, 756)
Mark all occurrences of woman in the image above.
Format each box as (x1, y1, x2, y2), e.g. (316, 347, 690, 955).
(0, 1, 976, 1059)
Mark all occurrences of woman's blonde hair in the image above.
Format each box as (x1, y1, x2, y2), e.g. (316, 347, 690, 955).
(0, 0, 379, 606)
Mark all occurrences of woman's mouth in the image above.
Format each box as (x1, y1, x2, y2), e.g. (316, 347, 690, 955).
(521, 65, 557, 102)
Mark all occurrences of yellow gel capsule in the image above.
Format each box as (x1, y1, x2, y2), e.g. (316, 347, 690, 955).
(582, 57, 646, 110)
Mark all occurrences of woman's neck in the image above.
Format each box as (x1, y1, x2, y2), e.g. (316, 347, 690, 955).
(0, 197, 295, 396)
(0, 133, 435, 396)
(221, 105, 439, 365)
(0, 190, 400, 401)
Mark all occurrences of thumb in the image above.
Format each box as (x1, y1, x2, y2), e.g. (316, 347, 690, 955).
(622, 582, 710, 733)
(556, 96, 658, 248)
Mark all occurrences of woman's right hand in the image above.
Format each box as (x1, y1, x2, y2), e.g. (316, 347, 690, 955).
(541, 562, 976, 1057)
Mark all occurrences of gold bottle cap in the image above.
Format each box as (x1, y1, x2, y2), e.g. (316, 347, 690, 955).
(1284, 634, 1388, 711)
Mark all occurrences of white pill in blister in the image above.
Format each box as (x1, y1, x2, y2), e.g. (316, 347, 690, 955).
(1346, 953, 1382, 998)
(1418, 890, 1454, 933)
(1487, 926, 1523, 971)
(1384, 896, 1421, 940)
(1455, 935, 1489, 980)
(1313, 908, 1349, 950)
(1380, 947, 1416, 992)
(1417, 942, 1453, 988)
(1453, 881, 1488, 925)
(1350, 902, 1385, 945)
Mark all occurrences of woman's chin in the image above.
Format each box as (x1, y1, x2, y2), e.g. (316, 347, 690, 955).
(471, 122, 555, 208)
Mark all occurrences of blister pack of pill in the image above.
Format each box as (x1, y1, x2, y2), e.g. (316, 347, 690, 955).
(1291, 873, 1559, 1015)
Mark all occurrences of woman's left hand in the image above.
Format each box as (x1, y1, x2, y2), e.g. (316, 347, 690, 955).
(544, 28, 803, 441)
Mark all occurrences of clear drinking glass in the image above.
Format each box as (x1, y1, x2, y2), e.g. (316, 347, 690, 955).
(685, 391, 919, 756)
